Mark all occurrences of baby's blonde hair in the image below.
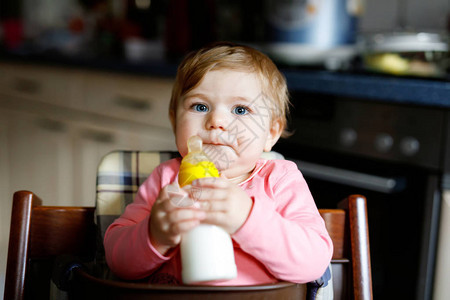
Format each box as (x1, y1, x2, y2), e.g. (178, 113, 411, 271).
(169, 42, 291, 138)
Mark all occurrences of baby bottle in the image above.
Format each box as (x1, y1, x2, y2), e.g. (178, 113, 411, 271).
(178, 136, 237, 284)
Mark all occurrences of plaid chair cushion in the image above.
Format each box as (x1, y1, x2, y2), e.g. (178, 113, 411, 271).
(96, 150, 179, 238)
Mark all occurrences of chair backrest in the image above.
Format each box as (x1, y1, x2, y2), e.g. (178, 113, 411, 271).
(4, 191, 97, 300)
(5, 150, 372, 300)
(320, 195, 373, 300)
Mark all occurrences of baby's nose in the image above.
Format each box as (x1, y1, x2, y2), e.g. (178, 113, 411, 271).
(206, 110, 229, 130)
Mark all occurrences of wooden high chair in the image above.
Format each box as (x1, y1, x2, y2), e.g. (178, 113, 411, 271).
(4, 151, 373, 300)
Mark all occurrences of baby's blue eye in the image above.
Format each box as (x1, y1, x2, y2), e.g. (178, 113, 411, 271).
(233, 106, 249, 115)
(193, 104, 209, 112)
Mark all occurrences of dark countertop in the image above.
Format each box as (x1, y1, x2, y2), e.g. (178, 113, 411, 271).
(1, 53, 449, 109)
(283, 69, 450, 109)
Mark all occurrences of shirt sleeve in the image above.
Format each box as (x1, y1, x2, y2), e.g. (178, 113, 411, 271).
(103, 164, 175, 280)
(232, 160, 333, 283)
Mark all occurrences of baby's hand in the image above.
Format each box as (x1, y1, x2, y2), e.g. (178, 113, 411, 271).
(188, 177, 253, 234)
(149, 183, 206, 255)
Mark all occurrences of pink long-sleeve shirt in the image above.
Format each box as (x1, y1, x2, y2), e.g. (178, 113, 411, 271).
(104, 158, 333, 285)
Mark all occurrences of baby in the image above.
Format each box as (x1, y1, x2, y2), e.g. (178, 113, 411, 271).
(104, 42, 333, 285)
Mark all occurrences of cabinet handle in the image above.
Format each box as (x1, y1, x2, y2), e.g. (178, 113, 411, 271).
(81, 129, 115, 144)
(113, 96, 152, 111)
(35, 118, 66, 133)
(292, 159, 406, 193)
(13, 78, 41, 94)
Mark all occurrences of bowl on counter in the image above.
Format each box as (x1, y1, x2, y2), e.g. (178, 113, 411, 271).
(359, 32, 449, 78)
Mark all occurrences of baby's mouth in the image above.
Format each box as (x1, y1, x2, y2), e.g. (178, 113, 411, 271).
(203, 143, 235, 158)
(200, 134, 238, 154)
(202, 143, 235, 171)
(203, 137, 236, 148)
(204, 141, 226, 147)
(203, 142, 231, 151)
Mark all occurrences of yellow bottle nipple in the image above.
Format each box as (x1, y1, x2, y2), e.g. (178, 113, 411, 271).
(178, 136, 219, 187)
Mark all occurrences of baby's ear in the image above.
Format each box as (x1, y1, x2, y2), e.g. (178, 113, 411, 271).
(264, 119, 283, 152)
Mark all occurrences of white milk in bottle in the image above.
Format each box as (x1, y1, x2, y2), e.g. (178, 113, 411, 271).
(178, 136, 237, 284)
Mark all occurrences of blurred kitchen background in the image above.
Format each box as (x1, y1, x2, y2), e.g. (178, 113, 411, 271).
(0, 0, 449, 69)
(1, 0, 449, 299)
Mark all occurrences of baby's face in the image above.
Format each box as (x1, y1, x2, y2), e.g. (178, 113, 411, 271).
(173, 69, 281, 179)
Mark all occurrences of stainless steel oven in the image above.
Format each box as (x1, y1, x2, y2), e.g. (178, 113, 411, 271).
(274, 92, 449, 300)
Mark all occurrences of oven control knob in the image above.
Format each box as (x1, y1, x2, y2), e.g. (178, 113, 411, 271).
(400, 136, 420, 156)
(340, 128, 357, 147)
(374, 133, 393, 153)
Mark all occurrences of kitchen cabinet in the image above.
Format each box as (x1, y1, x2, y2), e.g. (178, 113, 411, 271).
(0, 62, 177, 295)
(82, 71, 174, 129)
(0, 62, 176, 206)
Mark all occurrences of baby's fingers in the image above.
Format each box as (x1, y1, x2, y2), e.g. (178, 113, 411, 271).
(201, 211, 229, 228)
(196, 199, 227, 212)
(192, 177, 229, 188)
(171, 219, 203, 235)
(167, 208, 206, 224)
(167, 209, 206, 234)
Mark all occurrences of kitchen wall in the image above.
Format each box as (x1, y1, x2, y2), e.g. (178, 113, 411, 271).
(360, 0, 449, 32)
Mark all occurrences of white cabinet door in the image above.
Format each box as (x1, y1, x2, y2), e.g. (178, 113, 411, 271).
(72, 124, 117, 207)
(4, 108, 75, 206)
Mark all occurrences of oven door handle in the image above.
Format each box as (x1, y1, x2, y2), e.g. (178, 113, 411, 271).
(292, 159, 405, 193)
